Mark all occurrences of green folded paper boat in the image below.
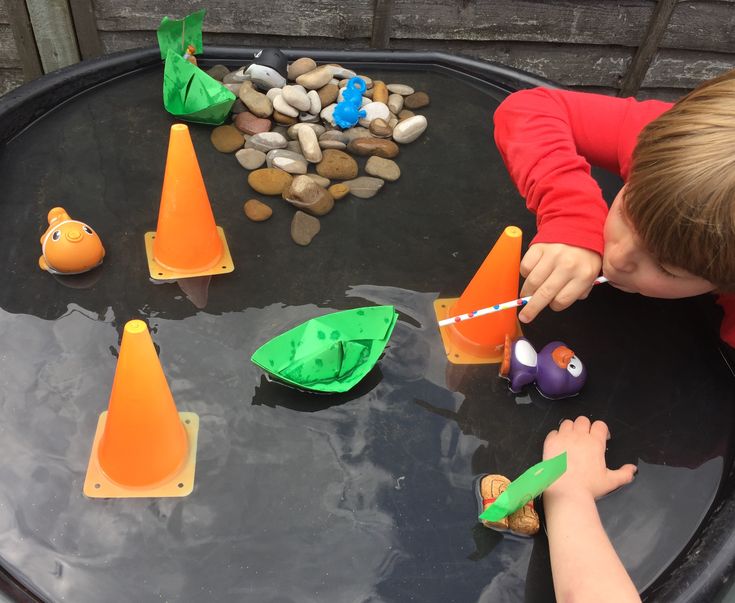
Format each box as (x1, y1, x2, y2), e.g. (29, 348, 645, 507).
(163, 49, 235, 125)
(251, 306, 398, 393)
(479, 452, 567, 522)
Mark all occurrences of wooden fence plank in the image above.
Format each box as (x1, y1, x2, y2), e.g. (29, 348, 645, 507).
(389, 0, 654, 46)
(663, 2, 735, 53)
(0, 24, 20, 67)
(388, 39, 634, 87)
(644, 48, 735, 88)
(391, 1, 735, 54)
(26, 0, 80, 72)
(69, 0, 103, 59)
(371, 0, 394, 48)
(98, 30, 374, 54)
(5, 0, 41, 80)
(0, 66, 23, 94)
(93, 0, 374, 38)
(619, 0, 678, 97)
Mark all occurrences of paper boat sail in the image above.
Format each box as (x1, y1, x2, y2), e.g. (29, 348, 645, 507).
(479, 452, 567, 522)
(156, 9, 205, 59)
(251, 306, 398, 393)
(163, 50, 235, 125)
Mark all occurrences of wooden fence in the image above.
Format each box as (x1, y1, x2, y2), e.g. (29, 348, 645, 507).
(2, 0, 735, 99)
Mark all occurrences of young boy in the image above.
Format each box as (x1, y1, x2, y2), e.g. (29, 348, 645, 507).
(493, 71, 735, 346)
(543, 417, 640, 602)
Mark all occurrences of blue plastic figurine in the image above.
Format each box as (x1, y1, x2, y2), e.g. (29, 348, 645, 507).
(333, 77, 367, 129)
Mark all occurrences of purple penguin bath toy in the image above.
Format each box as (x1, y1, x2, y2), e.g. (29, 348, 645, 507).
(499, 335, 587, 399)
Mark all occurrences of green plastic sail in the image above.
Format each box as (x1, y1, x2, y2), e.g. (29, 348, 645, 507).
(251, 306, 398, 393)
(162, 50, 235, 125)
(479, 452, 567, 522)
(156, 10, 205, 59)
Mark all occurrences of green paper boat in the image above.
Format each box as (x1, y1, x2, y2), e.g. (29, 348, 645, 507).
(162, 50, 235, 125)
(479, 452, 567, 522)
(251, 306, 398, 394)
(157, 10, 205, 59)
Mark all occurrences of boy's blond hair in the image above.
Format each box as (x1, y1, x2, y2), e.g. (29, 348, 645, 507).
(625, 69, 735, 292)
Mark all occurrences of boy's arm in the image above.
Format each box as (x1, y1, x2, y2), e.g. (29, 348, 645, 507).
(543, 417, 640, 603)
(493, 87, 671, 254)
(545, 491, 641, 603)
(494, 88, 672, 322)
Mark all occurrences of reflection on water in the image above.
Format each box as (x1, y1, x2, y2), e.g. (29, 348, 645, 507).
(175, 276, 211, 309)
(51, 267, 104, 290)
(149, 276, 213, 310)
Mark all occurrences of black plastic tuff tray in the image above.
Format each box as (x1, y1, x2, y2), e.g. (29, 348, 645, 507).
(0, 47, 733, 603)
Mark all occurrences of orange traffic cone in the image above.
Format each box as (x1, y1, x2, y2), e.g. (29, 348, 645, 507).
(84, 319, 199, 498)
(434, 226, 523, 364)
(144, 123, 234, 280)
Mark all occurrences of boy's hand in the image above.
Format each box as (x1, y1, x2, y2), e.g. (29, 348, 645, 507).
(543, 417, 636, 503)
(519, 243, 601, 323)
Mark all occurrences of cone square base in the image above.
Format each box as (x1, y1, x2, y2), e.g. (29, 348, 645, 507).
(144, 227, 234, 280)
(434, 297, 522, 365)
(84, 411, 199, 498)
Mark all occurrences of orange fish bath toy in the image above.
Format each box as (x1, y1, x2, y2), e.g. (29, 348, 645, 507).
(39, 207, 105, 274)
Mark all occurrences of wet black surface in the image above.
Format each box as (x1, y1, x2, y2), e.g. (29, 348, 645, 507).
(0, 62, 732, 602)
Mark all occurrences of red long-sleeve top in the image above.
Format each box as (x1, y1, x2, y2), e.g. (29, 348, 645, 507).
(493, 87, 735, 347)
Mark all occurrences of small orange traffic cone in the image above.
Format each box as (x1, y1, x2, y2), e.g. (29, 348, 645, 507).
(145, 123, 234, 280)
(434, 226, 523, 364)
(84, 320, 199, 498)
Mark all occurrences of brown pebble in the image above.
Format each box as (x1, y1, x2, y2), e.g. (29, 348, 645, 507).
(317, 83, 339, 107)
(273, 110, 298, 125)
(291, 211, 321, 246)
(316, 149, 359, 179)
(372, 81, 389, 104)
(282, 175, 335, 216)
(207, 64, 230, 81)
(243, 199, 273, 222)
(248, 168, 294, 196)
(328, 183, 350, 200)
(369, 118, 393, 138)
(210, 125, 244, 153)
(347, 137, 399, 159)
(404, 91, 430, 109)
(287, 57, 317, 81)
(234, 112, 272, 136)
(398, 109, 415, 121)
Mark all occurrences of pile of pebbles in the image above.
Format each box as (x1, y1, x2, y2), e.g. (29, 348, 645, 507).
(206, 57, 429, 246)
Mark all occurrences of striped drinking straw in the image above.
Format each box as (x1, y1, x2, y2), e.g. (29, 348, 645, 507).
(438, 277, 609, 328)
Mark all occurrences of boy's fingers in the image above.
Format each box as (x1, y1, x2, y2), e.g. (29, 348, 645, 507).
(573, 415, 591, 433)
(577, 284, 594, 301)
(519, 275, 566, 323)
(590, 420, 610, 442)
(543, 430, 559, 458)
(520, 260, 554, 298)
(548, 279, 590, 312)
(606, 464, 637, 491)
(520, 246, 544, 279)
(558, 419, 574, 434)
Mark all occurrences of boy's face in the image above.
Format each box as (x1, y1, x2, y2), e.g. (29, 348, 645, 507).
(602, 186, 716, 298)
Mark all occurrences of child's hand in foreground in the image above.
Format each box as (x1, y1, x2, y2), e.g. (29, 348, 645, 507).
(519, 243, 601, 323)
(543, 417, 641, 603)
(543, 416, 637, 503)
